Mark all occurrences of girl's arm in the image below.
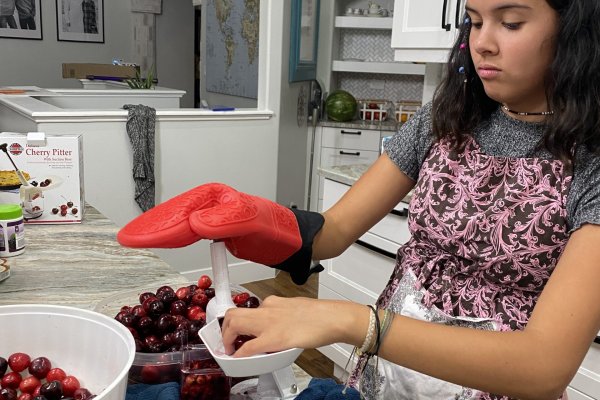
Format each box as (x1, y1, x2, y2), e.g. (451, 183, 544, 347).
(311, 153, 415, 260)
(222, 225, 600, 400)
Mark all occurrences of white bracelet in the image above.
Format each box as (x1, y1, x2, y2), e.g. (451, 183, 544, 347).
(360, 305, 376, 353)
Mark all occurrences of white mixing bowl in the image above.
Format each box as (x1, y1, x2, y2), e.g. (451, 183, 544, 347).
(0, 304, 136, 400)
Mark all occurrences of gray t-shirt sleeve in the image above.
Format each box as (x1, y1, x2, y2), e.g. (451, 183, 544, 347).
(383, 102, 435, 181)
(569, 150, 600, 232)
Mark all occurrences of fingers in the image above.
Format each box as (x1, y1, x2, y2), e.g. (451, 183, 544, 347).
(221, 296, 288, 356)
(117, 183, 235, 248)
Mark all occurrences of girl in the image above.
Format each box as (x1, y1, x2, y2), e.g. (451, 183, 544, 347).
(118, 0, 600, 398)
(221, 0, 600, 398)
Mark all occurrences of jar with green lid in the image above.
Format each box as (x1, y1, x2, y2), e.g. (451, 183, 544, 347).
(0, 204, 25, 257)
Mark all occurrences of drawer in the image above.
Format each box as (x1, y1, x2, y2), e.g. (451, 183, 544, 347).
(321, 127, 381, 151)
(368, 202, 411, 246)
(320, 147, 379, 169)
(320, 240, 396, 305)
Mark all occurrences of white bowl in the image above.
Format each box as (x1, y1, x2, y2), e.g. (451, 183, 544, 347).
(0, 304, 136, 400)
(199, 318, 303, 377)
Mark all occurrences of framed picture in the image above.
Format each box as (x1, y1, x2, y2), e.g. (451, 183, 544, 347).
(289, 0, 320, 82)
(0, 0, 43, 40)
(56, 0, 104, 43)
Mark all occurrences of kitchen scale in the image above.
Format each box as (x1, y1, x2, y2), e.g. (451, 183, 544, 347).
(200, 241, 304, 400)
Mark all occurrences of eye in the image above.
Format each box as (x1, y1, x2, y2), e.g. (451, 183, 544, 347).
(471, 21, 483, 29)
(503, 22, 522, 30)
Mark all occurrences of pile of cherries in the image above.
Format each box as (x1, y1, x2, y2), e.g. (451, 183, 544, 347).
(50, 202, 78, 217)
(113, 275, 260, 354)
(0, 353, 94, 400)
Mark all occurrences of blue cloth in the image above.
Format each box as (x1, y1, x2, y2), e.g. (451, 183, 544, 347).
(295, 378, 361, 400)
(125, 383, 180, 400)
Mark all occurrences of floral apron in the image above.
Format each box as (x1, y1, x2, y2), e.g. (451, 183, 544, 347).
(350, 137, 572, 399)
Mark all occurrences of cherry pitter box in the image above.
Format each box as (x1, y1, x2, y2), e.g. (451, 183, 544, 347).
(0, 132, 84, 224)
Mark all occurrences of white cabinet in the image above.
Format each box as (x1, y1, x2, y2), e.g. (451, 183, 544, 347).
(311, 126, 382, 212)
(391, 0, 466, 62)
(317, 178, 410, 378)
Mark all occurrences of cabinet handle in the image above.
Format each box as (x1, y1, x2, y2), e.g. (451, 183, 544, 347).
(441, 0, 452, 31)
(595, 336, 600, 345)
(390, 208, 409, 218)
(455, 0, 463, 29)
(340, 130, 362, 135)
(356, 239, 397, 260)
(339, 151, 360, 156)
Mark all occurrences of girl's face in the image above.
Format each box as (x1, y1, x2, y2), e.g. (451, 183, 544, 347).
(466, 0, 559, 113)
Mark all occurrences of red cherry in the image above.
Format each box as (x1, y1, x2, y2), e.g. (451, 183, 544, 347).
(190, 292, 208, 309)
(1, 388, 17, 400)
(60, 376, 80, 397)
(1, 372, 22, 390)
(197, 275, 212, 290)
(8, 353, 30, 373)
(28, 357, 51, 379)
(18, 393, 32, 400)
(60, 205, 67, 211)
(46, 369, 66, 383)
(186, 305, 205, 322)
(31, 385, 41, 397)
(73, 388, 92, 400)
(60, 209, 67, 217)
(139, 292, 156, 305)
(18, 376, 41, 394)
(175, 286, 191, 302)
(0, 357, 7, 377)
(233, 292, 250, 305)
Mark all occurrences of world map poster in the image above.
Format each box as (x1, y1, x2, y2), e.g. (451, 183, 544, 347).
(205, 0, 259, 99)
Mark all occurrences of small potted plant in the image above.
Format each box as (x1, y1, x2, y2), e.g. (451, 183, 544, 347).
(125, 65, 157, 89)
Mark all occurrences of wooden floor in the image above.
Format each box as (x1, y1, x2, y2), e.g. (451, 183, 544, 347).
(241, 272, 337, 381)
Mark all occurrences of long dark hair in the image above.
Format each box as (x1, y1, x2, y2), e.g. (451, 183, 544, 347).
(431, 0, 600, 161)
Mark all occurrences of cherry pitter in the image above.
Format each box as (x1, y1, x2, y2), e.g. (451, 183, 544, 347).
(117, 186, 305, 399)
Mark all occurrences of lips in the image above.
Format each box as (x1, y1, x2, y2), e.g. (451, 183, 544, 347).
(477, 64, 501, 79)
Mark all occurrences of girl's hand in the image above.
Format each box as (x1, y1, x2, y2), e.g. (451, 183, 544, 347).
(220, 296, 368, 357)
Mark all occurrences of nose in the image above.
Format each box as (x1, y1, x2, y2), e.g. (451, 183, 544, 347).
(471, 25, 499, 56)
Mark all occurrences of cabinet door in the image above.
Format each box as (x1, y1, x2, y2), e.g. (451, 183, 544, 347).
(391, 0, 463, 49)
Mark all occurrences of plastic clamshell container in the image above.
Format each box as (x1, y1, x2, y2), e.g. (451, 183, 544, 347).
(0, 304, 136, 400)
(180, 345, 231, 400)
(199, 318, 303, 378)
(94, 282, 259, 384)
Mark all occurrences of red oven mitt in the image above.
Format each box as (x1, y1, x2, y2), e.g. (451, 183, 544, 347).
(117, 183, 325, 284)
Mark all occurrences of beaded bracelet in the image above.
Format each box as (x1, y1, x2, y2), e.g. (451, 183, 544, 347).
(366, 305, 380, 355)
(359, 305, 376, 354)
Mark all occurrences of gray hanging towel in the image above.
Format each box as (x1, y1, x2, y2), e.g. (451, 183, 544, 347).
(123, 104, 156, 212)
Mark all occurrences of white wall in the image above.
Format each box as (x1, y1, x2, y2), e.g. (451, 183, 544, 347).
(0, 1, 195, 108)
(0, 0, 291, 284)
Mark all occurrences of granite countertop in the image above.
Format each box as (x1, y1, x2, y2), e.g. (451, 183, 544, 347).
(320, 119, 399, 132)
(0, 204, 190, 309)
(319, 164, 413, 204)
(0, 204, 312, 391)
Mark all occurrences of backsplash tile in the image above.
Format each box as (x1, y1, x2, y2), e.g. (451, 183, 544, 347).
(339, 29, 395, 62)
(336, 72, 423, 102)
(333, 26, 424, 103)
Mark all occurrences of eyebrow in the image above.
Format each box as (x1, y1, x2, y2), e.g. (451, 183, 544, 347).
(465, 3, 532, 13)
